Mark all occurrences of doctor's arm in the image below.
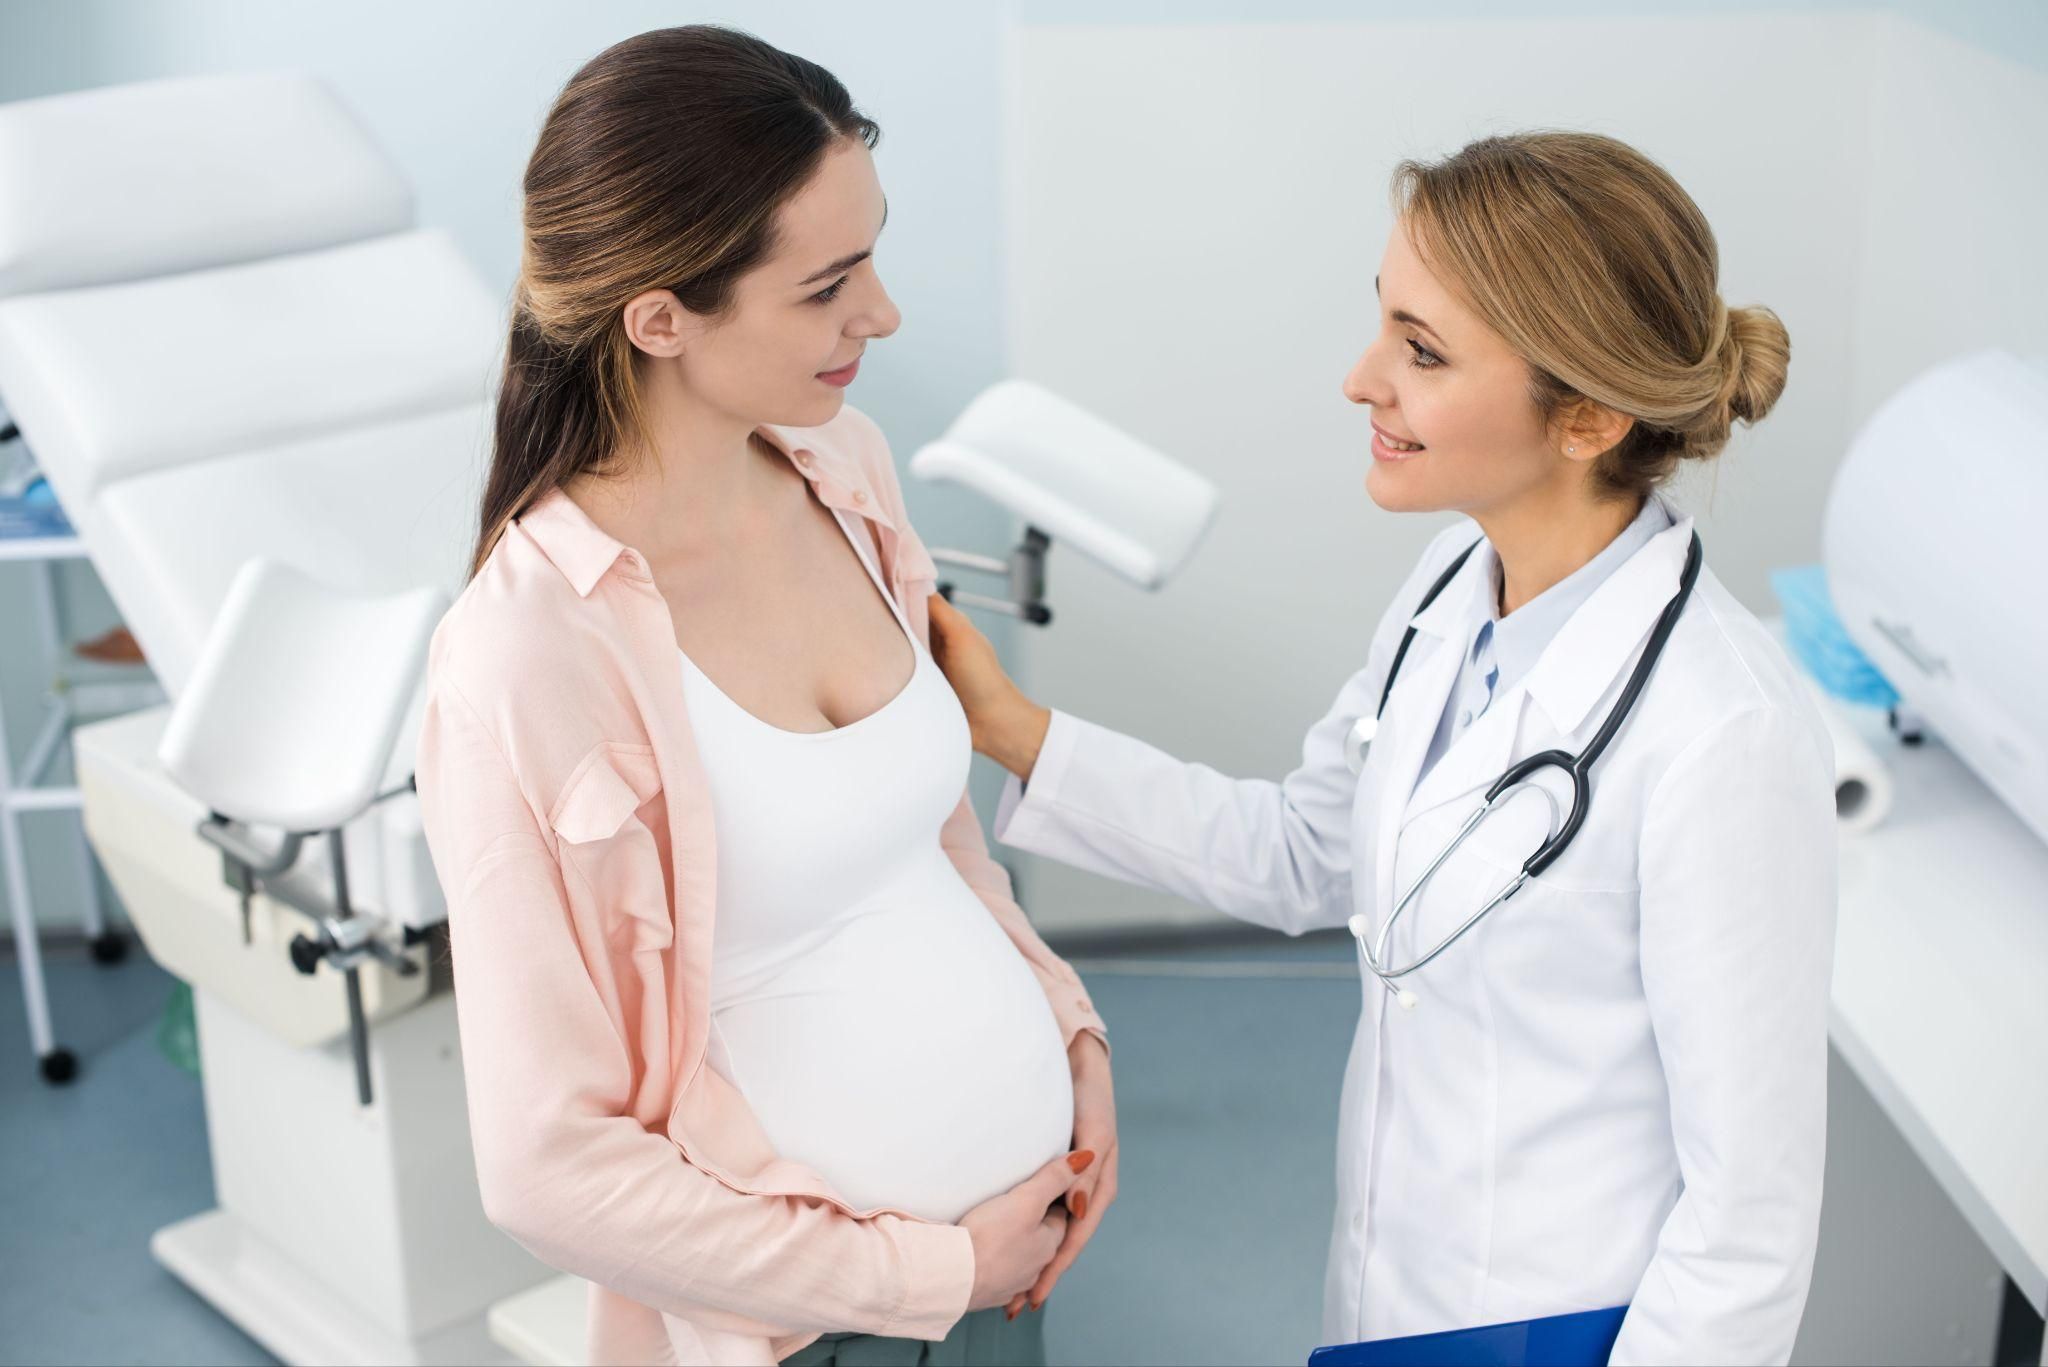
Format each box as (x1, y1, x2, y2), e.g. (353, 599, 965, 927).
(1613, 705, 1838, 1366)
(928, 593, 1375, 938)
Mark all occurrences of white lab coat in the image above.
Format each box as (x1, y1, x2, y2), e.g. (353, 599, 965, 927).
(993, 497, 1838, 1364)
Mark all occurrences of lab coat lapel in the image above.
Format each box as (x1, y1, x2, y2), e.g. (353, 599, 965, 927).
(1368, 544, 1492, 926)
(1400, 505, 1698, 839)
(1402, 683, 1528, 823)
(1519, 505, 1697, 742)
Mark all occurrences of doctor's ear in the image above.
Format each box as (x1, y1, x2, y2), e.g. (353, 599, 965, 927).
(620, 288, 700, 359)
(1552, 400, 1634, 464)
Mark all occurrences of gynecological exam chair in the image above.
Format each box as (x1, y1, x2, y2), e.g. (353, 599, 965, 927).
(0, 73, 1219, 1367)
(0, 72, 537, 1364)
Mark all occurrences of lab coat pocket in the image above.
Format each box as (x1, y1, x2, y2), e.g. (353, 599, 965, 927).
(547, 742, 672, 952)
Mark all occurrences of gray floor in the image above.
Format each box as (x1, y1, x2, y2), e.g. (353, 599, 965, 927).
(1, 925, 1363, 1367)
(0, 934, 272, 1367)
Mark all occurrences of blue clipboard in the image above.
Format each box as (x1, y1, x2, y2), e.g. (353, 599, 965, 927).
(1308, 1304, 1627, 1367)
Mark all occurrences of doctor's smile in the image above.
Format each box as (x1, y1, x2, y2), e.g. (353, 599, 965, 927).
(1368, 419, 1425, 461)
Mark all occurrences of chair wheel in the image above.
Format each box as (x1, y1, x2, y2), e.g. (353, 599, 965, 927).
(88, 930, 128, 965)
(40, 1048, 79, 1084)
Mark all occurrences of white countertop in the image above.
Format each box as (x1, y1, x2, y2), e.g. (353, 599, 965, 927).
(1825, 697, 2048, 1311)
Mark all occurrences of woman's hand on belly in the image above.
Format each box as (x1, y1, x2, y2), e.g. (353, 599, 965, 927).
(1011, 1032, 1119, 1317)
(960, 1149, 1094, 1312)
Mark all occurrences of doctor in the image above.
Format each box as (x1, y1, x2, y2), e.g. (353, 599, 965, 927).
(928, 131, 1838, 1364)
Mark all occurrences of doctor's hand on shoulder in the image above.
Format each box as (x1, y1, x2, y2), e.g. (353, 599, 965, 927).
(929, 593, 1051, 783)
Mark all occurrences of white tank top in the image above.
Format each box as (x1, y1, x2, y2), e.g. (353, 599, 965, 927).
(679, 508, 1073, 1223)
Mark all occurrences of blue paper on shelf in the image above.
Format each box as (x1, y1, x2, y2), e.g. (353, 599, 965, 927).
(0, 481, 74, 539)
(1309, 1305, 1628, 1366)
(1770, 563, 1897, 709)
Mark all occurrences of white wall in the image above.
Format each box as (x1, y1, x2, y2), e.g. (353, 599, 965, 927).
(1005, 9, 1881, 935)
(1852, 17, 2048, 418)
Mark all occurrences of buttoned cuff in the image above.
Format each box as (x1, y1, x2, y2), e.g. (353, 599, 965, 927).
(993, 708, 1082, 853)
(879, 1218, 976, 1341)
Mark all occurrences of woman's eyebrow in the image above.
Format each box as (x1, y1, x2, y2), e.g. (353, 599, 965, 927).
(1392, 309, 1444, 344)
(797, 198, 889, 286)
(798, 249, 869, 287)
(1376, 275, 1446, 343)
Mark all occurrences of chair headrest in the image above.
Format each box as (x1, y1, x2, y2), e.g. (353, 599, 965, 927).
(0, 72, 413, 298)
(0, 229, 499, 502)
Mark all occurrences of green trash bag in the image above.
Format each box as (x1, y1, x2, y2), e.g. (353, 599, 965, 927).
(156, 979, 200, 1077)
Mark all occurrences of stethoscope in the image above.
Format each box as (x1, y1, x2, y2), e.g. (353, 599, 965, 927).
(1343, 529, 1704, 1008)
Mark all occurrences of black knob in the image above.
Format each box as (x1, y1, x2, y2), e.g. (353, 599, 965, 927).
(289, 933, 325, 975)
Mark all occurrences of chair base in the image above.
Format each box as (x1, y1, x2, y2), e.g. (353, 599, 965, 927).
(486, 1275, 589, 1367)
(154, 1209, 518, 1367)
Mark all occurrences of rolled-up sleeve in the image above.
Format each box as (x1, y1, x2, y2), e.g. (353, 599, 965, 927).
(416, 671, 974, 1341)
(1613, 704, 1837, 1365)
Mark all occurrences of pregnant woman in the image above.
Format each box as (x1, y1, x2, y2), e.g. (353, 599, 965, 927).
(414, 26, 1115, 1367)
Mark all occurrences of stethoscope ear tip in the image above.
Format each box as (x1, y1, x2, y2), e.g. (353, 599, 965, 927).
(1347, 913, 1371, 940)
(1395, 988, 1418, 1010)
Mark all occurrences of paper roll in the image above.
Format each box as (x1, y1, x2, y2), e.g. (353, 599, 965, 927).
(1794, 671, 1895, 834)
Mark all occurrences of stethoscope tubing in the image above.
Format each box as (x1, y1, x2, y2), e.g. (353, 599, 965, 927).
(1352, 530, 1704, 1000)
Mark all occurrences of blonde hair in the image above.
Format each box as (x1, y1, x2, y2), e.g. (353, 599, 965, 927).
(1392, 131, 1788, 499)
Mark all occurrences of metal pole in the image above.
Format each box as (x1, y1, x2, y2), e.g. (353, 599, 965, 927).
(33, 559, 109, 945)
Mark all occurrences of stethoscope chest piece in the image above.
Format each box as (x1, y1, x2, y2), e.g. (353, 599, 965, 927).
(1344, 715, 1378, 776)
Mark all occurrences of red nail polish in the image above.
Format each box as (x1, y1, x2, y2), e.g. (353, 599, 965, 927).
(1072, 1189, 1088, 1220)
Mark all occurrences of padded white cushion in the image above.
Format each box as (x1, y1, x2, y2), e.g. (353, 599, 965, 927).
(909, 379, 1219, 590)
(159, 559, 447, 832)
(0, 72, 412, 298)
(90, 402, 488, 702)
(0, 229, 499, 502)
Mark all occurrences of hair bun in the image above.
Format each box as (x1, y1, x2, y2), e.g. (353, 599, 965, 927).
(1716, 303, 1790, 426)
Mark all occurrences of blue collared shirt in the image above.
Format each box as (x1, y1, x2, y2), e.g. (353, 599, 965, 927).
(1418, 495, 1674, 781)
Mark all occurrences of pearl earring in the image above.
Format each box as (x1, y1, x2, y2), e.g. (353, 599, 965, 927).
(1568, 444, 1578, 452)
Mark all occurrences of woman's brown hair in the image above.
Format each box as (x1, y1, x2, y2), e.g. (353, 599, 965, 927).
(469, 25, 879, 579)
(1393, 132, 1789, 499)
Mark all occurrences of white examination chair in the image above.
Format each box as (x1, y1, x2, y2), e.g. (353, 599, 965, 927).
(0, 74, 549, 1365)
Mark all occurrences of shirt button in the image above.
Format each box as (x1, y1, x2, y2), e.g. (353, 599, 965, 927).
(1459, 710, 1473, 726)
(852, 489, 868, 505)
(795, 452, 812, 468)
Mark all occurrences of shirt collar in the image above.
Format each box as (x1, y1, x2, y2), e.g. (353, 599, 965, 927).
(1407, 489, 1697, 737)
(515, 422, 895, 598)
(1485, 492, 1673, 695)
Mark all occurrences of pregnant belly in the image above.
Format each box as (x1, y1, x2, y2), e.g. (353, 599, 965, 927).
(707, 863, 1075, 1224)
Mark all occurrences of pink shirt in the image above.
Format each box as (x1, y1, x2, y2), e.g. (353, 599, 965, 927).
(414, 404, 1108, 1366)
